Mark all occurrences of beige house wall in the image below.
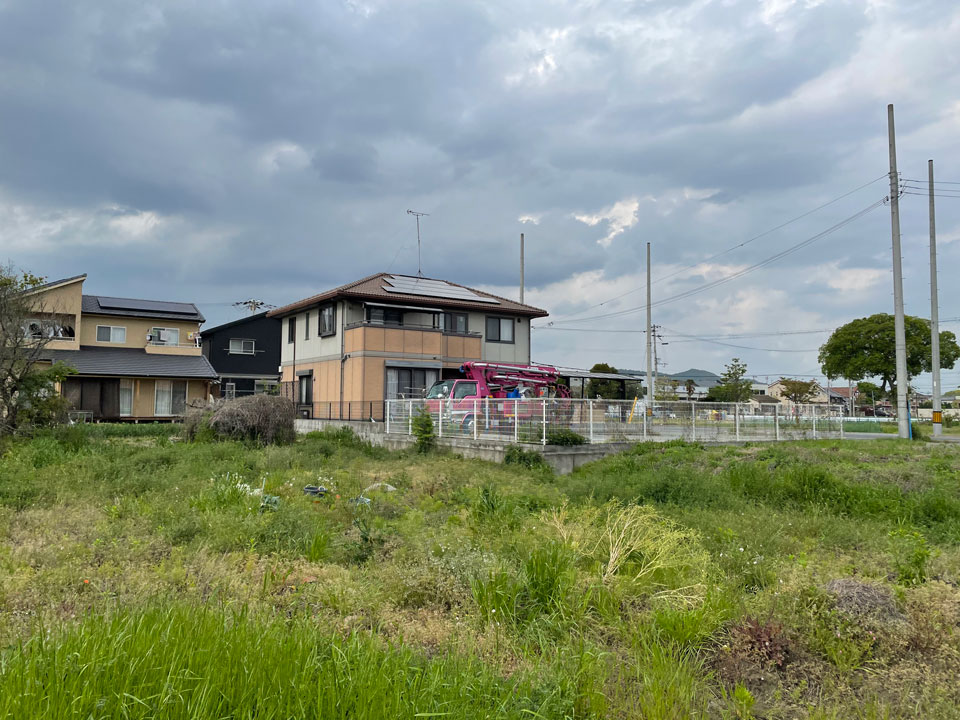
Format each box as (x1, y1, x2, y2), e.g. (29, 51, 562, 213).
(79, 315, 202, 350)
(127, 378, 209, 418)
(26, 279, 85, 351)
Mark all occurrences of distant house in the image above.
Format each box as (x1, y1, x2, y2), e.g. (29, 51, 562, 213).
(201, 312, 282, 398)
(267, 273, 548, 418)
(749, 394, 782, 410)
(31, 275, 217, 420)
(768, 380, 858, 410)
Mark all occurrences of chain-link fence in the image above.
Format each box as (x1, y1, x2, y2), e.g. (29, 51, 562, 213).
(385, 398, 846, 444)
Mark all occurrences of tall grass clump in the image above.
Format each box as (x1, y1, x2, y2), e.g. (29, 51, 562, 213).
(183, 395, 295, 445)
(0, 606, 577, 719)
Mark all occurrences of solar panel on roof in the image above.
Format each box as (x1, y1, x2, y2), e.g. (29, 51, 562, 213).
(96, 297, 198, 314)
(383, 276, 499, 304)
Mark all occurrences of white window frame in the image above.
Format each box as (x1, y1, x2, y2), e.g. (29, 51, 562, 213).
(150, 327, 180, 346)
(224, 382, 237, 400)
(228, 338, 256, 355)
(96, 325, 127, 344)
(119, 379, 134, 417)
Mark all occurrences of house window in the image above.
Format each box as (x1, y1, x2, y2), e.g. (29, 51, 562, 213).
(385, 367, 439, 400)
(367, 307, 403, 326)
(229, 339, 256, 355)
(119, 379, 133, 417)
(96, 325, 127, 343)
(298, 376, 312, 405)
(255, 380, 279, 395)
(304, 312, 310, 340)
(150, 327, 180, 346)
(224, 382, 236, 400)
(441, 312, 468, 334)
(155, 380, 187, 416)
(485, 316, 515, 343)
(320, 304, 336, 336)
(287, 317, 296, 343)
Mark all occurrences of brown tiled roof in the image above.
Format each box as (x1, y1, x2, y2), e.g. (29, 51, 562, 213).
(267, 273, 549, 318)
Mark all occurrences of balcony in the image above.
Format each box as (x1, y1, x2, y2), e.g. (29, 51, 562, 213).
(344, 322, 481, 360)
(145, 341, 202, 356)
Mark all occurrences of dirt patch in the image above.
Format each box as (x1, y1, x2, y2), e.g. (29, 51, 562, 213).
(825, 578, 906, 623)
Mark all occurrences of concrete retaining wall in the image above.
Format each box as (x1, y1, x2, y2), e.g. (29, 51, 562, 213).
(294, 418, 635, 474)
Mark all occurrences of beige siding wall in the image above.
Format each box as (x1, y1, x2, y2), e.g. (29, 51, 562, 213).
(278, 301, 344, 365)
(128, 378, 208, 417)
(470, 313, 530, 364)
(27, 280, 84, 351)
(80, 315, 202, 350)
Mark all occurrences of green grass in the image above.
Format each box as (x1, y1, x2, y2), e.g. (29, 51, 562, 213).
(2, 426, 960, 718)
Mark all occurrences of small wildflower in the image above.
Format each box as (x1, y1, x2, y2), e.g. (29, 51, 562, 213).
(739, 547, 744, 552)
(83, 579, 89, 584)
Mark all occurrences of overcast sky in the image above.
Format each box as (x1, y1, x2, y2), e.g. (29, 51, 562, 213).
(2, 0, 959, 389)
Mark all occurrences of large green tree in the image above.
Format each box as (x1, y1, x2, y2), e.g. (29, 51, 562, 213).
(0, 266, 74, 435)
(708, 358, 753, 402)
(819, 314, 960, 396)
(778, 378, 818, 404)
(586, 363, 622, 399)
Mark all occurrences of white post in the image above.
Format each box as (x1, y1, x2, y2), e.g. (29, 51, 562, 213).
(840, 411, 844, 439)
(774, 404, 780, 441)
(485, 397, 489, 433)
(691, 402, 696, 442)
(812, 405, 817, 439)
(438, 402, 443, 438)
(735, 403, 740, 441)
(589, 400, 594, 443)
(643, 403, 647, 439)
(514, 399, 519, 443)
(542, 398, 547, 445)
(473, 400, 478, 440)
(386, 400, 391, 434)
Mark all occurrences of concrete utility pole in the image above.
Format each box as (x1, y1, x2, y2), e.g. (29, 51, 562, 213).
(652, 325, 660, 401)
(887, 104, 910, 438)
(929, 159, 943, 436)
(519, 233, 525, 304)
(646, 243, 654, 416)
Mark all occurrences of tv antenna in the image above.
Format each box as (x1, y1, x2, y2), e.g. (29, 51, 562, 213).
(233, 299, 276, 315)
(406, 209, 429, 277)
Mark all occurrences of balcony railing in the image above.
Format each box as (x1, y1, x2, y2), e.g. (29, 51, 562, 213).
(344, 320, 480, 337)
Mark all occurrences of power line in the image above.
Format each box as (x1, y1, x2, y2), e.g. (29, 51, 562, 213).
(544, 197, 886, 326)
(541, 174, 889, 325)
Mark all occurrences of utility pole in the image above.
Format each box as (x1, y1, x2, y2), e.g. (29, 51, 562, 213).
(887, 104, 910, 438)
(929, 159, 943, 436)
(519, 232, 525, 304)
(652, 325, 660, 402)
(406, 210, 429, 277)
(645, 243, 653, 417)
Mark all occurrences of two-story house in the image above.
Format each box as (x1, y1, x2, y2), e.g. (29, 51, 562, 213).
(31, 274, 218, 420)
(201, 312, 281, 398)
(267, 273, 549, 418)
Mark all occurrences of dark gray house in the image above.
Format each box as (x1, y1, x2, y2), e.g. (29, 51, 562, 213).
(201, 312, 281, 398)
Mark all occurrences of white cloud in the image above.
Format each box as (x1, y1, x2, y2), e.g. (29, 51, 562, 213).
(807, 261, 886, 291)
(574, 197, 640, 247)
(257, 142, 311, 174)
(518, 214, 541, 225)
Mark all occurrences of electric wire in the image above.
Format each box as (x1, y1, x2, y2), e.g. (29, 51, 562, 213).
(543, 197, 886, 326)
(540, 173, 890, 325)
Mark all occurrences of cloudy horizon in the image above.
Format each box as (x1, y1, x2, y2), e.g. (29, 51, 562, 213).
(2, 0, 959, 391)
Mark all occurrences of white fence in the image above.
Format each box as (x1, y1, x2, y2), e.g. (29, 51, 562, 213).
(385, 398, 849, 445)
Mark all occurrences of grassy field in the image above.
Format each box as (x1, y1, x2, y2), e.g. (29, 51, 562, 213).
(1, 427, 960, 718)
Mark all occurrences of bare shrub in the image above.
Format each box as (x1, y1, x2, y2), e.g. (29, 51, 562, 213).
(184, 395, 295, 445)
